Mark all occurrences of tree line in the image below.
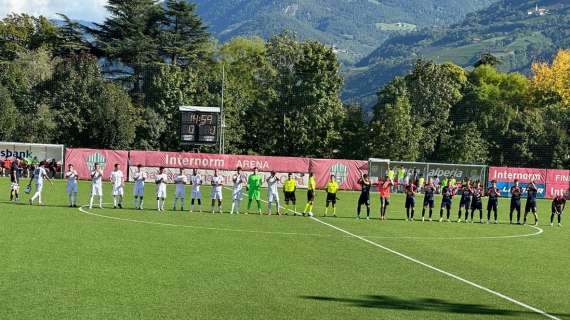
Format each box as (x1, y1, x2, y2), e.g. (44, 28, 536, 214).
(0, 0, 568, 169)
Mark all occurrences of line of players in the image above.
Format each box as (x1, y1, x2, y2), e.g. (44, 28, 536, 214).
(356, 174, 566, 227)
(63, 163, 314, 216)
(15, 162, 566, 226)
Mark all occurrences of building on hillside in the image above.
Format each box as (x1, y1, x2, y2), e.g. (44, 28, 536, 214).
(528, 4, 549, 16)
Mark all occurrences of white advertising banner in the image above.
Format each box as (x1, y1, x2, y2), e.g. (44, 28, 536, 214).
(0, 141, 64, 163)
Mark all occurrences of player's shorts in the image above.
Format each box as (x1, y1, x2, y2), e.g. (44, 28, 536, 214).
(249, 189, 261, 201)
(471, 200, 483, 210)
(191, 189, 202, 199)
(326, 192, 337, 205)
(112, 185, 124, 196)
(268, 191, 279, 203)
(307, 190, 315, 202)
(405, 197, 415, 209)
(358, 193, 370, 206)
(35, 183, 44, 194)
(284, 191, 296, 203)
(11, 182, 19, 191)
(552, 205, 563, 214)
(525, 200, 537, 212)
(91, 184, 103, 197)
(510, 199, 521, 210)
(211, 189, 223, 200)
(487, 199, 498, 211)
(157, 187, 167, 199)
(66, 182, 78, 194)
(460, 197, 472, 208)
(232, 188, 243, 201)
(175, 189, 186, 199)
(380, 196, 390, 206)
(134, 184, 145, 197)
(398, 178, 405, 186)
(441, 199, 452, 209)
(423, 198, 434, 208)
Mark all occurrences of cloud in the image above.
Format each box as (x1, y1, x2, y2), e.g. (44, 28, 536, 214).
(0, 0, 109, 22)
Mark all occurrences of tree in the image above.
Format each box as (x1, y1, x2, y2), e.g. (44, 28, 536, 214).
(405, 60, 467, 159)
(265, 33, 345, 157)
(338, 104, 370, 159)
(531, 49, 570, 108)
(370, 78, 420, 161)
(0, 14, 60, 61)
(55, 14, 90, 57)
(160, 0, 210, 67)
(438, 123, 489, 164)
(473, 52, 501, 68)
(0, 84, 19, 140)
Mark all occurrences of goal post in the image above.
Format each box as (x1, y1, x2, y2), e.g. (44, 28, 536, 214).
(368, 158, 390, 181)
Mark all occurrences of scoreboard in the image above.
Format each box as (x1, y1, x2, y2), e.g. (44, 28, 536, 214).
(179, 106, 221, 145)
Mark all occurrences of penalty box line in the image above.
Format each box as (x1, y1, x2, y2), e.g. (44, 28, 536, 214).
(310, 217, 561, 320)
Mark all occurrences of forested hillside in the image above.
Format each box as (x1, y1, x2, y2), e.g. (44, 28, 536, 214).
(192, 0, 496, 64)
(345, 0, 570, 107)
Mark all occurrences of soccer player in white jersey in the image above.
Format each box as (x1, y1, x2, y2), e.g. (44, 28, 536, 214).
(173, 168, 187, 211)
(65, 164, 79, 207)
(266, 171, 280, 215)
(155, 167, 168, 212)
(28, 162, 52, 205)
(110, 163, 125, 209)
(89, 162, 104, 209)
(210, 169, 223, 214)
(230, 166, 247, 214)
(190, 169, 202, 212)
(133, 164, 147, 210)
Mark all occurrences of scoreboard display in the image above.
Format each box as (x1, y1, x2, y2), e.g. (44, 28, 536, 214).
(180, 106, 221, 145)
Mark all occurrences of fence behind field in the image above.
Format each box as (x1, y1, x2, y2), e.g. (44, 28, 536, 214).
(58, 147, 570, 199)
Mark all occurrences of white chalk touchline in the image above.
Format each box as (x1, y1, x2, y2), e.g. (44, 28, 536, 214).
(310, 217, 560, 320)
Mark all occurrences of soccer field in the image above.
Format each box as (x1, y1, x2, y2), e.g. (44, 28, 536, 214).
(0, 178, 568, 320)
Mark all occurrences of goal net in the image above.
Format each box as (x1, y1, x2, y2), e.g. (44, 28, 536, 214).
(368, 158, 390, 181)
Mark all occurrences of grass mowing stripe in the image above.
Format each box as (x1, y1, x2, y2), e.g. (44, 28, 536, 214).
(310, 216, 561, 320)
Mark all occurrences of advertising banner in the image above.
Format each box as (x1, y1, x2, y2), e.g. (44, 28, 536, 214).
(546, 169, 570, 199)
(65, 148, 129, 180)
(487, 167, 547, 198)
(128, 167, 309, 190)
(309, 159, 368, 190)
(0, 141, 64, 163)
(391, 161, 486, 187)
(129, 151, 310, 173)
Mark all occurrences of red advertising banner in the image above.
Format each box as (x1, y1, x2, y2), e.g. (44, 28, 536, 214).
(64, 148, 129, 180)
(488, 167, 547, 183)
(129, 151, 310, 173)
(309, 159, 368, 190)
(546, 169, 570, 199)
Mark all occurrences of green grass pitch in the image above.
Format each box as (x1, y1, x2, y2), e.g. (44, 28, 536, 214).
(0, 178, 568, 320)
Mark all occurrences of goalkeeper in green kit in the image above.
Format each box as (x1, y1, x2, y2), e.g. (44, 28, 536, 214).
(247, 167, 263, 214)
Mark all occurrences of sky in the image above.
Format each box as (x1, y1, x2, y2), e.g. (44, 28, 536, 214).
(0, 0, 109, 22)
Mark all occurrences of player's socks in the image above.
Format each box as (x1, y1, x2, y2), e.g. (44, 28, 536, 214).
(333, 207, 336, 217)
(140, 198, 144, 210)
(324, 207, 328, 217)
(89, 196, 94, 209)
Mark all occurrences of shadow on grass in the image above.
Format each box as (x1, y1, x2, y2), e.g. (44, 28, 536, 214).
(301, 295, 569, 317)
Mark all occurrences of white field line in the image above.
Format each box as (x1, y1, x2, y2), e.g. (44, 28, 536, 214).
(310, 217, 560, 320)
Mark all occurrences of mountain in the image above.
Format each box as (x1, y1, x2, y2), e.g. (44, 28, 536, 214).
(192, 0, 497, 64)
(345, 0, 570, 108)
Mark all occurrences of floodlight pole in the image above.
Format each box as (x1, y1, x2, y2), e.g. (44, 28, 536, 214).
(220, 64, 225, 154)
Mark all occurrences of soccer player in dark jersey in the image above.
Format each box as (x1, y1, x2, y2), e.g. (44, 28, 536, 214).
(421, 178, 436, 222)
(550, 194, 566, 227)
(470, 181, 484, 223)
(523, 181, 539, 226)
(404, 181, 417, 221)
(457, 179, 473, 223)
(439, 180, 454, 222)
(9, 158, 21, 202)
(486, 180, 501, 224)
(510, 179, 523, 224)
(357, 174, 372, 220)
